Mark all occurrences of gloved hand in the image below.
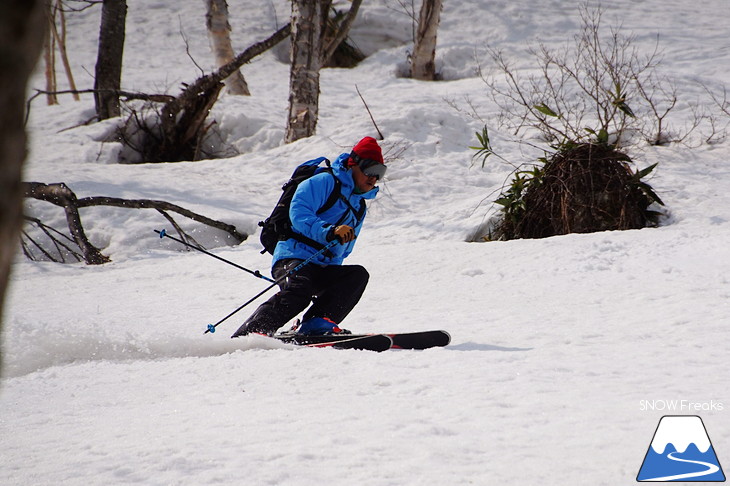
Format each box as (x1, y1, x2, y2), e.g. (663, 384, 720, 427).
(327, 225, 355, 244)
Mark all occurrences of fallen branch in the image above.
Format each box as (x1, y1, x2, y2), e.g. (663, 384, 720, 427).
(25, 88, 177, 125)
(23, 181, 247, 264)
(24, 181, 110, 264)
(25, 24, 292, 162)
(22, 216, 84, 263)
(153, 23, 292, 162)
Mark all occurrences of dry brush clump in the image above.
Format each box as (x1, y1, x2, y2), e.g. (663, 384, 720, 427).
(490, 142, 663, 240)
(470, 4, 672, 242)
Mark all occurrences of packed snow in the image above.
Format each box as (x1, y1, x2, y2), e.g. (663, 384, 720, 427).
(2, 0, 729, 484)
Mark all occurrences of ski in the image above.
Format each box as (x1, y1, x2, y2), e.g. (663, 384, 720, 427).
(386, 330, 451, 350)
(276, 333, 393, 352)
(274, 330, 450, 350)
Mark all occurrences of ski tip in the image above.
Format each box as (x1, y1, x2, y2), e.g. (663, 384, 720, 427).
(387, 330, 451, 350)
(442, 330, 452, 345)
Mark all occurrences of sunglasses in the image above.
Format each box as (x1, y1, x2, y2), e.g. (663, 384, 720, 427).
(353, 155, 387, 180)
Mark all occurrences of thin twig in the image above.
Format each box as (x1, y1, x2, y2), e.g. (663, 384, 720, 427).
(355, 85, 384, 140)
(25, 88, 176, 125)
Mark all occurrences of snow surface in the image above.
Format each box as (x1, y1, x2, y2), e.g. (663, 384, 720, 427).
(2, 0, 729, 484)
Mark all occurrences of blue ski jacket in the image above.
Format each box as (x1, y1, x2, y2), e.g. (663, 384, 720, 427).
(272, 153, 379, 267)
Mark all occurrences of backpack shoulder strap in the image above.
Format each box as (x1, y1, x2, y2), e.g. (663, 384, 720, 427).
(338, 189, 367, 222)
(316, 168, 342, 215)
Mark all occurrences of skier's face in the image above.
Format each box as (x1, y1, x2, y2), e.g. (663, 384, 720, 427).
(352, 164, 378, 193)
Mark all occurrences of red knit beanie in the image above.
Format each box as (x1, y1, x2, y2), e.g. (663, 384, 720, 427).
(351, 137, 384, 164)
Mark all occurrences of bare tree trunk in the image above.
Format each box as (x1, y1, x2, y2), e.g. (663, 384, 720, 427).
(0, 0, 47, 374)
(94, 0, 127, 120)
(43, 6, 58, 105)
(411, 0, 442, 80)
(285, 0, 326, 144)
(284, 0, 363, 143)
(50, 0, 80, 101)
(204, 0, 250, 95)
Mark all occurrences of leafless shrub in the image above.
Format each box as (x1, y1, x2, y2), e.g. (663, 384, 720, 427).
(479, 4, 699, 148)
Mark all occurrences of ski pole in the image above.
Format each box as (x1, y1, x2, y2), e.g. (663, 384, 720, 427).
(204, 239, 339, 335)
(154, 229, 274, 283)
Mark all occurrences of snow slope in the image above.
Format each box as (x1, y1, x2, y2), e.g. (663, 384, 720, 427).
(2, 0, 729, 484)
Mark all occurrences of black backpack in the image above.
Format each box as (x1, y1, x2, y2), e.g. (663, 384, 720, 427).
(258, 157, 344, 255)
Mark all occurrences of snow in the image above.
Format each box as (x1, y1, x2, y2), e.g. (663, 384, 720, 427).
(2, 0, 729, 484)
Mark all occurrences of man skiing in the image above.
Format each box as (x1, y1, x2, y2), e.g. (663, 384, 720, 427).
(231, 136, 386, 338)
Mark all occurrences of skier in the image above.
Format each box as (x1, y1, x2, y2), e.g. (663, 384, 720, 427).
(231, 136, 387, 338)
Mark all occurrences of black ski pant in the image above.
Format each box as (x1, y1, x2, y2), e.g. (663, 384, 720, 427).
(231, 259, 369, 337)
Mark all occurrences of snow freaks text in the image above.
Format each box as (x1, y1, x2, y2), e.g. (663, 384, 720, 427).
(639, 400, 724, 412)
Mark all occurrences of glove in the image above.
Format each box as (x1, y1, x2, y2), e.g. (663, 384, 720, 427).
(327, 225, 355, 244)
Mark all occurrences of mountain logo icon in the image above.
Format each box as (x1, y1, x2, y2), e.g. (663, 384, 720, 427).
(637, 415, 726, 482)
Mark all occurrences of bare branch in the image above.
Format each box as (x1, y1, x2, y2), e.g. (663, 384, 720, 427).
(25, 88, 176, 125)
(22, 216, 83, 263)
(178, 15, 205, 76)
(76, 195, 246, 241)
(355, 85, 384, 140)
(478, 3, 687, 149)
(24, 182, 110, 264)
(23, 182, 247, 264)
(61, 0, 102, 13)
